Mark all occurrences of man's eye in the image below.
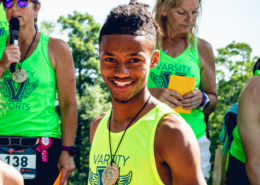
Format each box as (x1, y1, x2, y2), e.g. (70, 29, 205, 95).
(130, 59, 140, 63)
(105, 58, 115, 62)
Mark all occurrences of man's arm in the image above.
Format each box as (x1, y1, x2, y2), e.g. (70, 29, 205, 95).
(155, 114, 206, 185)
(48, 38, 77, 185)
(237, 76, 260, 185)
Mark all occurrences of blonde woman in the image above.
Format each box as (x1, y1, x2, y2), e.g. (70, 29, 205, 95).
(148, 0, 218, 180)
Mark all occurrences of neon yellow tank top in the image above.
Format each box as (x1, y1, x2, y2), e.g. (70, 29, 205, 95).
(0, 4, 9, 38)
(0, 34, 61, 138)
(88, 103, 179, 185)
(147, 38, 206, 139)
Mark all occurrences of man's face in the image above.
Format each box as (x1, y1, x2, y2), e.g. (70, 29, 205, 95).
(99, 34, 159, 103)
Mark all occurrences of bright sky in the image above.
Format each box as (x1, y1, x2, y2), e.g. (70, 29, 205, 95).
(39, 0, 260, 58)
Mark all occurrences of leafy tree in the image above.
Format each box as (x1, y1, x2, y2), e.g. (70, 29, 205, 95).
(40, 20, 56, 35)
(207, 42, 259, 184)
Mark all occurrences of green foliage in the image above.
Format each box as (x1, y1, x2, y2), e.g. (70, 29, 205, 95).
(207, 41, 259, 184)
(40, 20, 56, 35)
(58, 12, 102, 97)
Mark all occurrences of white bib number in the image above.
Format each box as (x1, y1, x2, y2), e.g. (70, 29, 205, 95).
(0, 146, 36, 179)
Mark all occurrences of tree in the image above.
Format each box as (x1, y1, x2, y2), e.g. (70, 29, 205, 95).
(207, 41, 259, 184)
(40, 20, 56, 35)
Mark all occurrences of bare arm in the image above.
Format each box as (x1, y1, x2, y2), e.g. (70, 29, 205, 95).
(197, 38, 218, 115)
(0, 161, 24, 185)
(237, 77, 260, 185)
(155, 114, 206, 185)
(48, 38, 77, 185)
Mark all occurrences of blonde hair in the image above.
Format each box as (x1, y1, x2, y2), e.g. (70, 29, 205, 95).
(153, 0, 201, 49)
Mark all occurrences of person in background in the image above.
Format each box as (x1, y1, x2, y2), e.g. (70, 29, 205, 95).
(227, 58, 260, 185)
(0, 0, 77, 184)
(148, 0, 218, 180)
(88, 0, 206, 184)
(0, 160, 24, 185)
(0, 2, 8, 38)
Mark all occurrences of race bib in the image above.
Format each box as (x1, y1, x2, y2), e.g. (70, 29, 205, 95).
(0, 146, 36, 179)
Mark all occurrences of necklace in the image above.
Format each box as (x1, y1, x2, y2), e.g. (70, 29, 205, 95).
(101, 94, 152, 185)
(12, 30, 38, 83)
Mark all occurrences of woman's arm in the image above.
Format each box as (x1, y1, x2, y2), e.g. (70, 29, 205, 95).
(48, 37, 77, 185)
(197, 38, 218, 115)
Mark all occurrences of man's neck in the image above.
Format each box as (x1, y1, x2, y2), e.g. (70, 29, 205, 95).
(110, 88, 151, 127)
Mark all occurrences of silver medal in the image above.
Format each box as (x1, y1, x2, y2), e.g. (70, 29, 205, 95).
(12, 68, 28, 83)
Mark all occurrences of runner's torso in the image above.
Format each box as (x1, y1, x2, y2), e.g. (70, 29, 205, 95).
(0, 33, 60, 138)
(147, 37, 206, 139)
(89, 103, 179, 185)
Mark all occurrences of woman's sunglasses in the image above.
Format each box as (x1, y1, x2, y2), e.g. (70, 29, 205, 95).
(1, 0, 36, 8)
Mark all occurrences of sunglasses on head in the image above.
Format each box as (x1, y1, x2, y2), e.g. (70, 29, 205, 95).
(1, 0, 36, 8)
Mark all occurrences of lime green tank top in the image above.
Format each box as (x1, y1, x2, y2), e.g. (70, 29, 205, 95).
(147, 38, 206, 139)
(0, 34, 61, 138)
(0, 4, 9, 38)
(88, 104, 179, 185)
(230, 126, 245, 163)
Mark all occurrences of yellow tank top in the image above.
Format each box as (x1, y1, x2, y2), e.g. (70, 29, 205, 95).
(88, 103, 179, 185)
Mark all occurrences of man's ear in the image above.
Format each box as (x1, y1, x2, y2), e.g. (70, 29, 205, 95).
(150, 50, 160, 69)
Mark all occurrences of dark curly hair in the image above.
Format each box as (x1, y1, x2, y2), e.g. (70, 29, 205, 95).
(99, 0, 161, 44)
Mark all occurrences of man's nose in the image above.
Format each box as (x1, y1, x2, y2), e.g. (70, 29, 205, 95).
(114, 63, 130, 78)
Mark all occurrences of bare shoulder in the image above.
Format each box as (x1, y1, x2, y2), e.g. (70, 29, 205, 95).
(48, 37, 70, 52)
(47, 37, 72, 70)
(197, 37, 213, 51)
(90, 112, 108, 145)
(155, 113, 198, 155)
(197, 37, 215, 67)
(0, 161, 23, 185)
(241, 76, 260, 103)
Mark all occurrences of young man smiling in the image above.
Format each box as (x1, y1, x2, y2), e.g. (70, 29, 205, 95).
(88, 1, 206, 185)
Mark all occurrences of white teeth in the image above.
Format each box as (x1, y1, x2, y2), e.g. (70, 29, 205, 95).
(114, 81, 132, 87)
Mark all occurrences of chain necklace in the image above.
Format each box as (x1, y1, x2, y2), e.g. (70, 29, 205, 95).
(101, 94, 151, 185)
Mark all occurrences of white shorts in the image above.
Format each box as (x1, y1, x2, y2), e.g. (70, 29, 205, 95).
(198, 135, 211, 179)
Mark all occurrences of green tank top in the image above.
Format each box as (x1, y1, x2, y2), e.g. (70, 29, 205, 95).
(230, 73, 260, 163)
(147, 38, 206, 139)
(88, 103, 179, 185)
(0, 4, 9, 38)
(0, 33, 61, 138)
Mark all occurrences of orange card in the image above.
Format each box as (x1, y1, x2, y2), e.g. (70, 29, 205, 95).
(53, 171, 67, 185)
(168, 75, 196, 114)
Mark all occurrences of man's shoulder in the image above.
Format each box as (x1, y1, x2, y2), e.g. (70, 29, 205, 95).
(90, 112, 108, 145)
(241, 76, 260, 103)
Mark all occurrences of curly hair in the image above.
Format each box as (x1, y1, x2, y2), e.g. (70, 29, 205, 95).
(99, 0, 161, 44)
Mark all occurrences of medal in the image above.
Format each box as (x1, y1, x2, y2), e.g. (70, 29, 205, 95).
(103, 94, 151, 184)
(12, 68, 28, 83)
(102, 163, 120, 185)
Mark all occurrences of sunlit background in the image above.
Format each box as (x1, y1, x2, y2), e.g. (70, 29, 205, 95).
(39, 0, 260, 58)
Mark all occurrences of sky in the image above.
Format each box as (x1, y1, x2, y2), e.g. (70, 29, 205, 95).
(38, 0, 260, 58)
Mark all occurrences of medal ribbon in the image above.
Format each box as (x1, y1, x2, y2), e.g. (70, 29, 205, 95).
(36, 137, 52, 163)
(108, 94, 151, 166)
